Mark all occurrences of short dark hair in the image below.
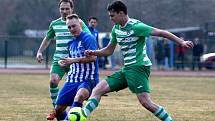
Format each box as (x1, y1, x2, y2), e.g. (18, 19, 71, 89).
(107, 1, 127, 14)
(66, 14, 79, 21)
(59, 0, 74, 9)
(88, 16, 98, 21)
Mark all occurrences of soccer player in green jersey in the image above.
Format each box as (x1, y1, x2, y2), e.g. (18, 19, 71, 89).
(80, 1, 193, 121)
(36, 0, 90, 120)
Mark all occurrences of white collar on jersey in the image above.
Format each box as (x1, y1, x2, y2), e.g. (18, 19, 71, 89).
(60, 17, 66, 22)
(120, 17, 131, 28)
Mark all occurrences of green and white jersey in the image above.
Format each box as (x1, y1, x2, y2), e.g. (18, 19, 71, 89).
(46, 17, 90, 62)
(111, 18, 153, 66)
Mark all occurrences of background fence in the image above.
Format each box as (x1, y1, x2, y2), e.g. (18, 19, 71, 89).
(0, 35, 123, 69)
(0, 36, 55, 69)
(0, 35, 214, 70)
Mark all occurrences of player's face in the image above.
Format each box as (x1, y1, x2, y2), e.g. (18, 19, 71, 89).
(59, 2, 73, 20)
(108, 11, 123, 24)
(88, 19, 97, 28)
(66, 19, 82, 37)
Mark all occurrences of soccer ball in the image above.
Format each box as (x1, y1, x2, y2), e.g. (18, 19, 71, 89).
(68, 107, 86, 121)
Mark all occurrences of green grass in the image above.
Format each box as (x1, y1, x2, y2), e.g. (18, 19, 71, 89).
(0, 74, 215, 121)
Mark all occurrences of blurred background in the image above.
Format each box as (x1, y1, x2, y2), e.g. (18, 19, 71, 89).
(0, 0, 215, 70)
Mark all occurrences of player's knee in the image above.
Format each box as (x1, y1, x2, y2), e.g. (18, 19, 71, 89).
(74, 94, 86, 102)
(50, 74, 60, 81)
(50, 79, 58, 88)
(50, 75, 60, 87)
(93, 80, 109, 96)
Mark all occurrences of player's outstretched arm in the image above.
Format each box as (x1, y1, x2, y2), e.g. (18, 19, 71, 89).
(36, 37, 51, 63)
(151, 28, 194, 48)
(58, 55, 97, 67)
(85, 43, 117, 57)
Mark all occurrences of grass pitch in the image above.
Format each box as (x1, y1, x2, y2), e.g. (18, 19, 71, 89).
(0, 73, 214, 121)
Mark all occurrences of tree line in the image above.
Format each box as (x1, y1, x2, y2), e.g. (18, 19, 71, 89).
(1, 0, 215, 36)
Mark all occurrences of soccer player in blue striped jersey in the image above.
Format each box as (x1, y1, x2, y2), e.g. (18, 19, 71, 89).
(49, 14, 99, 121)
(36, 0, 90, 120)
(81, 1, 194, 121)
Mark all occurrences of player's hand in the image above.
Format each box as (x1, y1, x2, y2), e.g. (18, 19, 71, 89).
(36, 52, 44, 63)
(58, 59, 66, 67)
(85, 50, 96, 57)
(58, 58, 72, 67)
(181, 41, 194, 48)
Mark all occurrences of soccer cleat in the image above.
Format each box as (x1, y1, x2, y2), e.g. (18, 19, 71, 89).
(46, 109, 56, 120)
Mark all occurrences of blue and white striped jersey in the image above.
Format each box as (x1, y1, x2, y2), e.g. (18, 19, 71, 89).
(66, 32, 99, 83)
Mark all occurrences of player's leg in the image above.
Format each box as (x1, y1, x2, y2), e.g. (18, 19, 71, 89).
(51, 82, 77, 120)
(63, 86, 90, 120)
(137, 93, 173, 121)
(65, 80, 98, 120)
(47, 105, 67, 120)
(82, 69, 127, 117)
(49, 62, 68, 107)
(82, 80, 110, 117)
(125, 65, 173, 121)
(49, 73, 61, 107)
(47, 71, 62, 120)
(71, 81, 94, 108)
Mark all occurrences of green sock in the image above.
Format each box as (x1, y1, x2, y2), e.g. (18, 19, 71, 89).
(82, 98, 99, 117)
(49, 86, 59, 107)
(154, 106, 173, 121)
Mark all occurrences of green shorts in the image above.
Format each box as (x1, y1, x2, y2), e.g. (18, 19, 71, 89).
(50, 62, 70, 79)
(106, 65, 151, 94)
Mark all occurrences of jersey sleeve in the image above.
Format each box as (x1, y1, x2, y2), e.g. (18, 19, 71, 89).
(133, 22, 153, 37)
(80, 19, 91, 33)
(110, 26, 117, 44)
(46, 21, 55, 39)
(84, 34, 97, 51)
